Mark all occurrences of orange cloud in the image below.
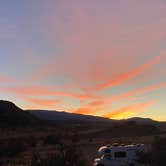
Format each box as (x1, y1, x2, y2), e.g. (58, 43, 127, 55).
(3, 86, 54, 96)
(74, 83, 165, 116)
(52, 91, 92, 100)
(103, 101, 155, 119)
(2, 86, 92, 100)
(27, 98, 61, 106)
(73, 107, 100, 115)
(97, 56, 162, 91)
(88, 100, 105, 107)
(72, 98, 105, 115)
(109, 83, 166, 102)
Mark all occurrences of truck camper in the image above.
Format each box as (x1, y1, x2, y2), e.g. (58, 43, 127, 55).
(94, 144, 146, 166)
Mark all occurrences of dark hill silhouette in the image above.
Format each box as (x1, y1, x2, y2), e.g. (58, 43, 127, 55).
(0, 100, 39, 127)
(28, 110, 115, 123)
(125, 117, 157, 125)
(29, 110, 165, 135)
(29, 110, 158, 125)
(0, 100, 165, 132)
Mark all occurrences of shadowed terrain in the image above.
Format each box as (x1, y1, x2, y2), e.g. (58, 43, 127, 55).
(0, 100, 165, 166)
(0, 100, 39, 128)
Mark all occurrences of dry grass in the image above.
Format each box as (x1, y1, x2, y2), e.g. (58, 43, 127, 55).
(0, 124, 165, 166)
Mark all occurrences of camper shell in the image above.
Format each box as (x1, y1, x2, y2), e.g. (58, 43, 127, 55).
(94, 144, 146, 166)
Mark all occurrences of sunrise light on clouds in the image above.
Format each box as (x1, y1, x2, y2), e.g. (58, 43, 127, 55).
(0, 0, 165, 120)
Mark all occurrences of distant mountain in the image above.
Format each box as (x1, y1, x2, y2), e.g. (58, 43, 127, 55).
(124, 117, 157, 125)
(28, 110, 164, 137)
(29, 110, 159, 125)
(0, 100, 39, 127)
(29, 110, 116, 123)
(29, 110, 166, 133)
(0, 100, 164, 129)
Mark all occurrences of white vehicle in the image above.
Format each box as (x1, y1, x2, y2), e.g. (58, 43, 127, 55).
(94, 144, 146, 166)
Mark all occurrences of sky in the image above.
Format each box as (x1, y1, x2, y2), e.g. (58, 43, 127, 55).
(0, 0, 166, 121)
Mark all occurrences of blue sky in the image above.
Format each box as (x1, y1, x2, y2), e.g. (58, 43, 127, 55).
(0, 0, 166, 120)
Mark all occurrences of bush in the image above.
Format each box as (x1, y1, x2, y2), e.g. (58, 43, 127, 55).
(137, 137, 166, 166)
(151, 137, 166, 166)
(26, 136, 37, 147)
(0, 138, 27, 158)
(30, 145, 87, 166)
(71, 132, 80, 144)
(44, 134, 61, 145)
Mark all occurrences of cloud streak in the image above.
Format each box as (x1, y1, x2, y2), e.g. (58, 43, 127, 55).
(27, 98, 61, 106)
(0, 0, 165, 120)
(1, 85, 93, 100)
(97, 56, 162, 91)
(0, 74, 14, 83)
(108, 83, 166, 102)
(73, 107, 99, 115)
(73, 82, 165, 115)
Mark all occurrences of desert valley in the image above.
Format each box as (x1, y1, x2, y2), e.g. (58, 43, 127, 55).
(0, 100, 166, 166)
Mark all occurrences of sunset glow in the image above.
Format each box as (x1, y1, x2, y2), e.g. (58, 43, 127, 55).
(0, 0, 166, 120)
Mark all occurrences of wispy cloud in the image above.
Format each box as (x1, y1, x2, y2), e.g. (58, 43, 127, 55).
(27, 98, 61, 106)
(73, 107, 100, 115)
(1, 85, 93, 100)
(74, 82, 165, 115)
(23, 98, 62, 110)
(0, 0, 165, 120)
(108, 83, 166, 102)
(87, 100, 105, 107)
(0, 74, 14, 83)
(96, 56, 162, 91)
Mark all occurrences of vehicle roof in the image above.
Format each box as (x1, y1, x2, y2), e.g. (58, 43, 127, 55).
(99, 144, 144, 152)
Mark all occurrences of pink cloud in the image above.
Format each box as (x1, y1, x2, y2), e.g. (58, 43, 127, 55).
(108, 83, 166, 102)
(0, 74, 14, 83)
(27, 98, 61, 107)
(74, 82, 165, 116)
(96, 56, 162, 91)
(1, 0, 165, 119)
(1, 85, 93, 100)
(35, 2, 166, 95)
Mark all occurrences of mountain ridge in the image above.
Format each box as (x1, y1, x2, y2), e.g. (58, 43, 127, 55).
(0, 100, 163, 128)
(28, 109, 157, 124)
(0, 100, 39, 127)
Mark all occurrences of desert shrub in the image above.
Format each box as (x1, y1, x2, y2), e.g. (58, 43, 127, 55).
(71, 132, 80, 144)
(30, 145, 87, 166)
(0, 138, 27, 158)
(151, 137, 166, 166)
(136, 151, 153, 164)
(44, 134, 61, 145)
(152, 136, 166, 150)
(26, 136, 37, 147)
(137, 137, 166, 166)
(88, 138, 93, 142)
